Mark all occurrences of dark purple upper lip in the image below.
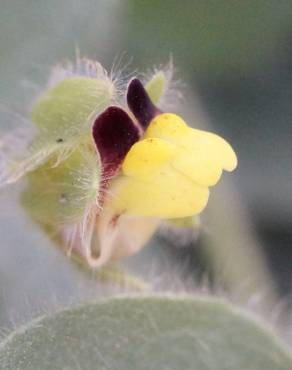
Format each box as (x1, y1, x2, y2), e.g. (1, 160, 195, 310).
(92, 78, 162, 206)
(127, 78, 161, 129)
(92, 106, 140, 177)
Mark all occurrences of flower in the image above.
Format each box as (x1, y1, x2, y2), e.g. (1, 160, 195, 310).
(91, 78, 237, 266)
(0, 59, 237, 268)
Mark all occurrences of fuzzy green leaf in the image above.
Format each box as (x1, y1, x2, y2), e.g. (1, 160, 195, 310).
(0, 295, 291, 370)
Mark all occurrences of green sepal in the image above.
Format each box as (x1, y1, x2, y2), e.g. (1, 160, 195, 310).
(145, 71, 167, 105)
(22, 145, 100, 226)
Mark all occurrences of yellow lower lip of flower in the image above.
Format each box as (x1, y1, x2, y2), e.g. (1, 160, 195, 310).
(111, 113, 237, 219)
(111, 170, 210, 219)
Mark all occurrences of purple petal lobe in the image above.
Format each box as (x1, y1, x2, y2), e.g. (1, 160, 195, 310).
(92, 106, 140, 176)
(127, 78, 161, 130)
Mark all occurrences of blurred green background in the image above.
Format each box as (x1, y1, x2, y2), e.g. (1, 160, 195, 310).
(0, 0, 292, 331)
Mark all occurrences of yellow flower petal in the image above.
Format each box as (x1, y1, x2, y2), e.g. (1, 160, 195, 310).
(122, 137, 175, 177)
(188, 129, 238, 172)
(145, 113, 189, 141)
(145, 113, 237, 185)
(112, 169, 209, 218)
(111, 112, 237, 219)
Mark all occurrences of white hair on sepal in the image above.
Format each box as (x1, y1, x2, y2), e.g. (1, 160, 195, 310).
(142, 57, 185, 111)
(0, 144, 58, 188)
(54, 146, 101, 257)
(61, 204, 97, 261)
(47, 51, 116, 97)
(0, 124, 80, 189)
(109, 52, 138, 104)
(0, 108, 51, 187)
(0, 53, 116, 189)
(50, 144, 75, 169)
